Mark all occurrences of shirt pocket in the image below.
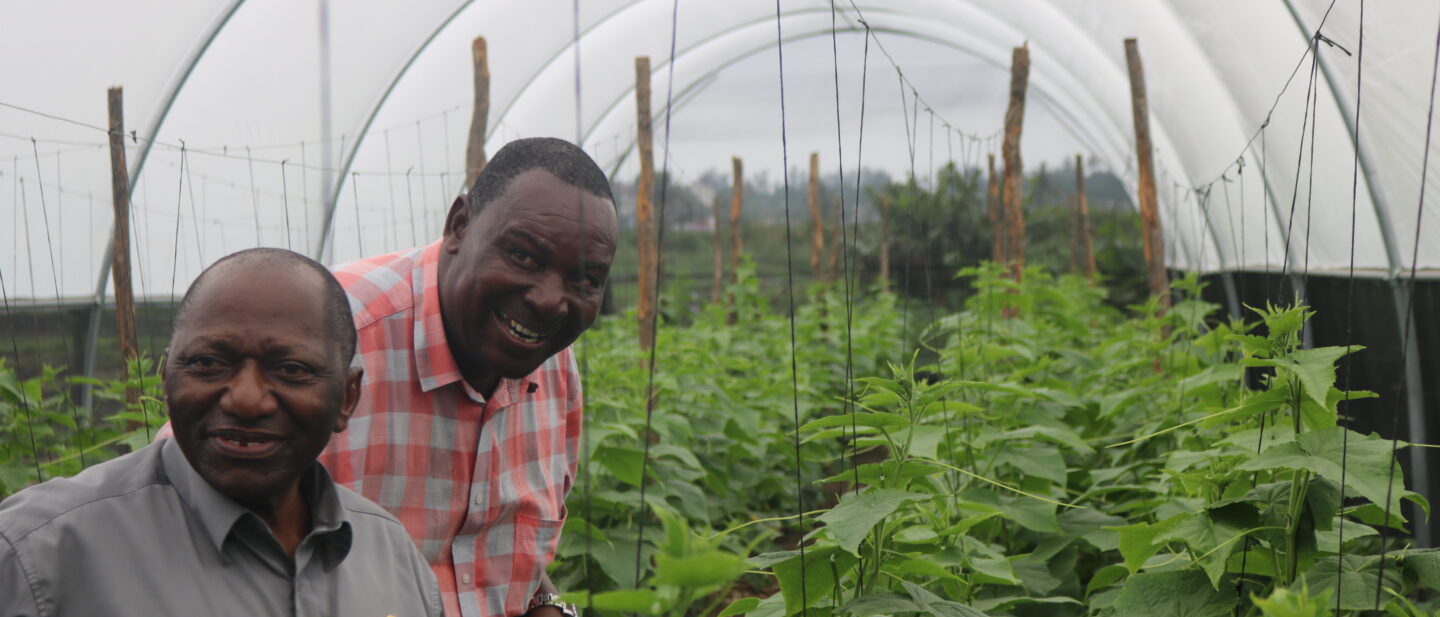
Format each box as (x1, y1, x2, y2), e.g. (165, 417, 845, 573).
(507, 512, 566, 613)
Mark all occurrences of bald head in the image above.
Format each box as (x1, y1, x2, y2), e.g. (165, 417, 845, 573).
(172, 248, 356, 362)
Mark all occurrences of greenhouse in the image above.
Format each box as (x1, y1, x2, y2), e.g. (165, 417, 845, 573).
(4, 0, 1440, 615)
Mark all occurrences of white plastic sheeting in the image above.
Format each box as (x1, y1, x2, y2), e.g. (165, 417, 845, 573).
(3, 0, 1440, 304)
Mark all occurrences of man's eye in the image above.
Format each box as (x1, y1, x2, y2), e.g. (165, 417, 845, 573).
(276, 363, 312, 378)
(582, 274, 605, 290)
(188, 356, 222, 370)
(510, 250, 538, 267)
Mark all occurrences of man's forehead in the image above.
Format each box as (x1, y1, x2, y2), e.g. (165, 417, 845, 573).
(181, 261, 328, 328)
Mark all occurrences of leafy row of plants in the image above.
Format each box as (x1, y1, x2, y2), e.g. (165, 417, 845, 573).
(560, 262, 1440, 616)
(0, 357, 166, 497)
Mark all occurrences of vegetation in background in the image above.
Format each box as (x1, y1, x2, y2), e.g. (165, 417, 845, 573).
(556, 263, 1440, 616)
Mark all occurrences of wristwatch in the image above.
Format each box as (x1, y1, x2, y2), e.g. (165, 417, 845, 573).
(529, 592, 579, 617)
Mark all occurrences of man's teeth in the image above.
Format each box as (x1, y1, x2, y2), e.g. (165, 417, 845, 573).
(220, 437, 265, 447)
(507, 318, 544, 342)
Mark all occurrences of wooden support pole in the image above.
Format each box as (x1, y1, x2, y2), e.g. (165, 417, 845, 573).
(987, 153, 1004, 265)
(726, 156, 744, 321)
(807, 152, 824, 274)
(711, 193, 725, 303)
(635, 57, 658, 351)
(728, 157, 744, 287)
(1075, 154, 1098, 283)
(106, 87, 140, 411)
(1001, 44, 1030, 284)
(465, 36, 490, 188)
(827, 196, 842, 283)
(1125, 38, 1170, 313)
(879, 196, 892, 293)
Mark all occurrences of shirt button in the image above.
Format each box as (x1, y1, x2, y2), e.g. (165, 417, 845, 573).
(474, 494, 483, 506)
(462, 573, 472, 585)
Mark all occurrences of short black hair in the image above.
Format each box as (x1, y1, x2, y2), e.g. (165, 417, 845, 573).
(467, 137, 614, 213)
(172, 248, 356, 363)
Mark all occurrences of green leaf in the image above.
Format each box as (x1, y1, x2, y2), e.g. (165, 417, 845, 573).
(773, 546, 858, 616)
(1239, 426, 1408, 513)
(816, 489, 928, 555)
(654, 551, 747, 588)
(1108, 514, 1185, 573)
(1301, 555, 1401, 611)
(1251, 585, 1334, 617)
(1156, 505, 1256, 588)
(901, 581, 991, 617)
(1402, 549, 1440, 592)
(1112, 569, 1238, 617)
(839, 593, 922, 616)
(1087, 564, 1129, 594)
(596, 445, 645, 486)
(568, 589, 661, 615)
(717, 597, 761, 617)
(1248, 347, 1354, 410)
(800, 411, 910, 433)
(959, 488, 1059, 533)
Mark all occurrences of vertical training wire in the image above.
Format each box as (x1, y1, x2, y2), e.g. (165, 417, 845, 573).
(1375, 2, 1440, 608)
(633, 0, 681, 587)
(1278, 37, 1320, 286)
(301, 141, 312, 254)
(847, 26, 873, 556)
(1335, 0, 1364, 611)
(774, 1, 810, 610)
(281, 160, 293, 251)
(570, 0, 595, 602)
(247, 145, 262, 246)
(29, 139, 88, 467)
(0, 264, 42, 482)
(826, 4, 863, 530)
(184, 148, 203, 264)
(351, 172, 364, 257)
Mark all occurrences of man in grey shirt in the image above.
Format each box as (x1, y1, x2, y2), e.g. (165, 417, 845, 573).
(0, 248, 442, 616)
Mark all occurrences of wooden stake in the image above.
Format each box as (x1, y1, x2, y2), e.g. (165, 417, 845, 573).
(807, 152, 824, 274)
(106, 87, 139, 411)
(1074, 154, 1098, 283)
(1001, 45, 1030, 284)
(635, 57, 657, 351)
(726, 156, 744, 321)
(711, 193, 725, 303)
(827, 196, 842, 283)
(465, 36, 490, 187)
(729, 156, 745, 281)
(1125, 38, 1170, 312)
(986, 153, 1004, 265)
(879, 196, 892, 293)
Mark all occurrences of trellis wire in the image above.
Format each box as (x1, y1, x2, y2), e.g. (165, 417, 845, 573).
(633, 0, 682, 588)
(1374, 2, 1440, 607)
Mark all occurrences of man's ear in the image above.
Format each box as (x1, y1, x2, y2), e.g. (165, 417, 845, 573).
(441, 194, 470, 255)
(334, 366, 363, 434)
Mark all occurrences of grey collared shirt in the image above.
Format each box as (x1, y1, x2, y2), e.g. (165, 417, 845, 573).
(0, 438, 442, 617)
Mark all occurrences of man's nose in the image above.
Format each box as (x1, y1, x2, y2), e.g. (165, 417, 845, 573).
(221, 361, 278, 419)
(523, 270, 570, 320)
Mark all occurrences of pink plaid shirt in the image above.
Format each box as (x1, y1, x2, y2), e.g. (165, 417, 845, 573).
(324, 241, 582, 617)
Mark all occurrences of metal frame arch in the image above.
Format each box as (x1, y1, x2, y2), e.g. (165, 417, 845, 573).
(80, 0, 248, 397)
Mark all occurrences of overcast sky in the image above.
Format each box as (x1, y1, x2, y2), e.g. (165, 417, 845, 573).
(604, 30, 1095, 188)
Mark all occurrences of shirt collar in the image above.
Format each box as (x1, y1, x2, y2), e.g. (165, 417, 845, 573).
(413, 240, 464, 394)
(161, 437, 354, 569)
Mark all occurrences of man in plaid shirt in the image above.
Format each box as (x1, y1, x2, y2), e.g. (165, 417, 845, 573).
(322, 138, 616, 617)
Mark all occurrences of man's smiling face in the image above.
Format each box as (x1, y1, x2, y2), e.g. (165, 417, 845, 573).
(165, 262, 359, 511)
(438, 168, 618, 392)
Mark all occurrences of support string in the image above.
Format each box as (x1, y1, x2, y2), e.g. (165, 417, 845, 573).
(28, 139, 89, 466)
(633, 0, 681, 588)
(773, 0, 809, 610)
(1335, 0, 1364, 610)
(1374, 2, 1440, 607)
